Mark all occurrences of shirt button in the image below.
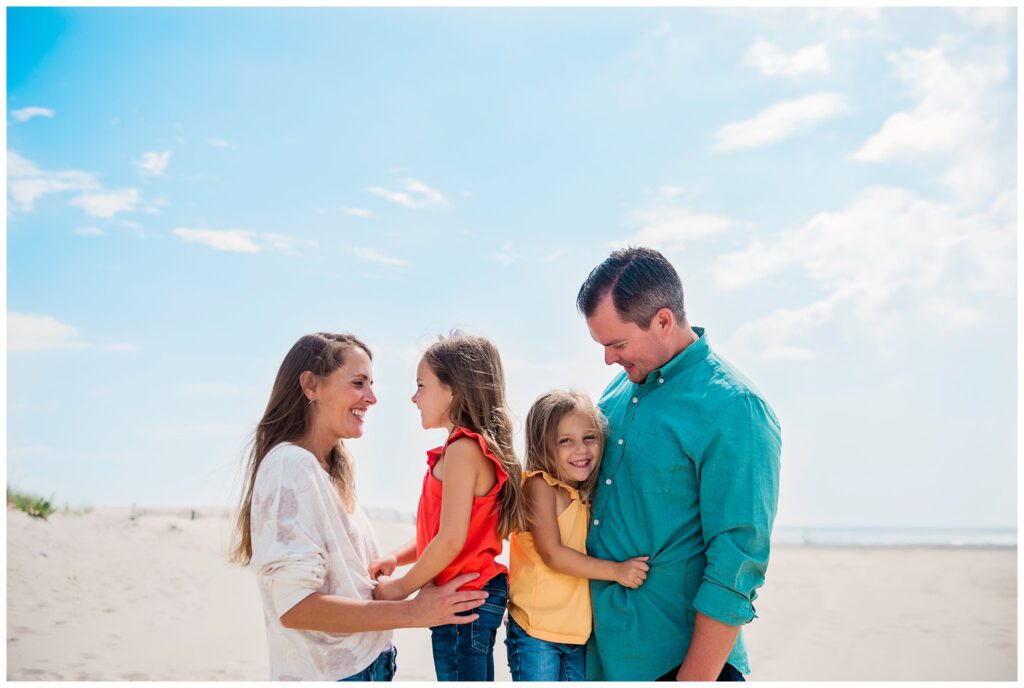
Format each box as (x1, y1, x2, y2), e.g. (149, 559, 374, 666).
(658, 378, 665, 384)
(593, 519, 600, 526)
(605, 478, 612, 485)
(632, 397, 638, 404)
(617, 439, 624, 445)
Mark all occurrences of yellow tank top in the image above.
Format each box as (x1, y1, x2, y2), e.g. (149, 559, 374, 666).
(508, 470, 591, 645)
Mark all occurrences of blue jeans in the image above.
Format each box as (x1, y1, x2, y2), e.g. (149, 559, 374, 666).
(430, 573, 508, 681)
(338, 647, 397, 681)
(505, 614, 586, 681)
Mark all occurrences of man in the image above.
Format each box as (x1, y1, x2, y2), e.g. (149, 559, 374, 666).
(577, 247, 781, 682)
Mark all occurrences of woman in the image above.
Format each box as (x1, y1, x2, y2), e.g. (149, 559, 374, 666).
(232, 332, 486, 681)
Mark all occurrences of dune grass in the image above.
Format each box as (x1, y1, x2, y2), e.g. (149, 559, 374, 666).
(7, 488, 56, 520)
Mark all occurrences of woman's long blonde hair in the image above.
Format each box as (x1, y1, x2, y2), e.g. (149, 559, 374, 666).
(423, 333, 528, 540)
(231, 332, 371, 565)
(524, 389, 608, 502)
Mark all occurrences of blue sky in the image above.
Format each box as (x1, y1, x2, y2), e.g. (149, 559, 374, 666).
(6, 7, 1017, 529)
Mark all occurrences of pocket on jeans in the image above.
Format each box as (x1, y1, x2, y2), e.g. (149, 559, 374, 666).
(470, 604, 504, 654)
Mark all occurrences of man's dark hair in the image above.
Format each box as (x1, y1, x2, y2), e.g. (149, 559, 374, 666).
(576, 246, 685, 329)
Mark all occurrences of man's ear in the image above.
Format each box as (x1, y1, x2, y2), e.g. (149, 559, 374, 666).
(655, 307, 676, 335)
(298, 370, 318, 402)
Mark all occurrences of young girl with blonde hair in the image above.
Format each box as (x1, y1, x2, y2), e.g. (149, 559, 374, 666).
(505, 389, 650, 681)
(369, 332, 527, 681)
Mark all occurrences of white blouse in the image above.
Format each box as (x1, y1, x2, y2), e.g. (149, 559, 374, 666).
(250, 442, 392, 680)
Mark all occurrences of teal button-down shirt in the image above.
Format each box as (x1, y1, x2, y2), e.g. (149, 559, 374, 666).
(585, 327, 781, 680)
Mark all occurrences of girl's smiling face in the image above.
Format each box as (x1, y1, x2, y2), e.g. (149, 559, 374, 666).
(411, 357, 454, 430)
(553, 409, 602, 484)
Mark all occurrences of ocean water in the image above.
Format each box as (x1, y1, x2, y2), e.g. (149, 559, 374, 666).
(363, 507, 1017, 548)
(771, 526, 1017, 548)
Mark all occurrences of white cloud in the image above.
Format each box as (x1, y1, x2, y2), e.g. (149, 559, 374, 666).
(728, 297, 839, 362)
(367, 178, 449, 209)
(172, 228, 313, 255)
(8, 313, 85, 351)
(713, 186, 1015, 358)
(172, 228, 260, 253)
(918, 298, 985, 331)
(70, 188, 141, 218)
(610, 186, 738, 252)
(851, 45, 1011, 206)
(7, 151, 99, 212)
(494, 243, 521, 265)
(545, 248, 570, 262)
(954, 7, 1015, 28)
(207, 137, 232, 148)
(10, 107, 55, 123)
(341, 207, 373, 218)
(714, 93, 848, 152)
(74, 226, 105, 237)
(743, 40, 831, 77)
(136, 150, 172, 176)
(353, 247, 407, 267)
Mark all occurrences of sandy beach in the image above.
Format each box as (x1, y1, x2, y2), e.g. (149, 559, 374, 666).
(6, 507, 1017, 681)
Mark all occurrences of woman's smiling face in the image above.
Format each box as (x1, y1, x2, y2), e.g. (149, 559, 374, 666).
(310, 346, 377, 440)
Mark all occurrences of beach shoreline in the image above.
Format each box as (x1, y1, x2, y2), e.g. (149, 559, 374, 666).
(6, 507, 1017, 681)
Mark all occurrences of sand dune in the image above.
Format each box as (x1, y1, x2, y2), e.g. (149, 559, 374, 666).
(6, 508, 1016, 681)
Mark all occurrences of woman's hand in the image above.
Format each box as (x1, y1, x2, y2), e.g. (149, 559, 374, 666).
(372, 577, 410, 601)
(615, 556, 650, 589)
(407, 572, 488, 627)
(368, 554, 398, 580)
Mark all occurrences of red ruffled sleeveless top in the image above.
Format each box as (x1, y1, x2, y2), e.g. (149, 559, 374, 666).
(415, 427, 509, 591)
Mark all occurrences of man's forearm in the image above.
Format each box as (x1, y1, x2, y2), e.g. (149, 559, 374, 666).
(676, 612, 740, 681)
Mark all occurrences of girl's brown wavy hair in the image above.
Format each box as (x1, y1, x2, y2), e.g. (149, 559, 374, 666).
(423, 333, 527, 540)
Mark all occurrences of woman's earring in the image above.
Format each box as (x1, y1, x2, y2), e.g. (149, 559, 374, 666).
(308, 397, 316, 406)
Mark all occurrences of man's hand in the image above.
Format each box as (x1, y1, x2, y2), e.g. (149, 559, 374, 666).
(406, 572, 487, 627)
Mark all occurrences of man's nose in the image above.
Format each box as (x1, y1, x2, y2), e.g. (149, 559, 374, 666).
(604, 347, 618, 366)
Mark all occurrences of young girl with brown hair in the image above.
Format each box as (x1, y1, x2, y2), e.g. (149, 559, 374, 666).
(369, 332, 527, 681)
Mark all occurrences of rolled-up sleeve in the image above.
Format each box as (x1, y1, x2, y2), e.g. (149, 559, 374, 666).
(250, 456, 328, 618)
(692, 393, 781, 627)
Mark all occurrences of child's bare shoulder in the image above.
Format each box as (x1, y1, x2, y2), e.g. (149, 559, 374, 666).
(524, 473, 558, 499)
(444, 436, 490, 469)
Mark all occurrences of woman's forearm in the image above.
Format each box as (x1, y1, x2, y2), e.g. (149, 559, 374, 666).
(279, 592, 420, 633)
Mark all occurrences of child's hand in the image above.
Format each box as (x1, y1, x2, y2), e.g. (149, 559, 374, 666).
(368, 555, 398, 580)
(615, 556, 650, 589)
(372, 577, 409, 601)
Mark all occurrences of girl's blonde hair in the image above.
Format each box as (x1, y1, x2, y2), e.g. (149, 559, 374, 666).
(231, 332, 370, 565)
(524, 389, 608, 501)
(423, 333, 527, 540)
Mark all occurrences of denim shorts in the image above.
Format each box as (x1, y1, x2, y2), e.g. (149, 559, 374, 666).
(505, 614, 587, 681)
(338, 646, 397, 682)
(429, 572, 508, 681)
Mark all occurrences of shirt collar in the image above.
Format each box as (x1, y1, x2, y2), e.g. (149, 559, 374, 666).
(641, 326, 710, 387)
